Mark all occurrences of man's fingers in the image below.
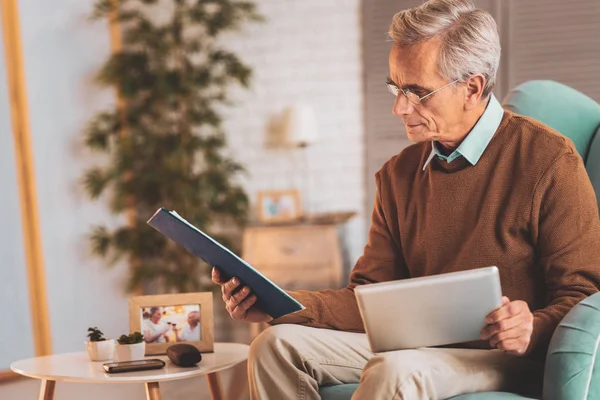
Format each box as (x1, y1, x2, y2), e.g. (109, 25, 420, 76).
(211, 267, 223, 284)
(213, 268, 265, 323)
(486, 307, 510, 324)
(231, 295, 258, 320)
(212, 267, 232, 285)
(481, 311, 531, 340)
(496, 337, 520, 351)
(495, 336, 530, 355)
(222, 277, 242, 298)
(230, 286, 250, 305)
(225, 286, 251, 313)
(212, 267, 236, 284)
(485, 296, 510, 322)
(488, 323, 531, 347)
(480, 298, 533, 357)
(486, 299, 526, 324)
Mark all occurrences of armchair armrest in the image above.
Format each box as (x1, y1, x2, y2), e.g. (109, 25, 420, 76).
(544, 292, 600, 399)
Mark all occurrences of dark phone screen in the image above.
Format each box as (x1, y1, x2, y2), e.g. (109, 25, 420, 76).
(105, 360, 159, 367)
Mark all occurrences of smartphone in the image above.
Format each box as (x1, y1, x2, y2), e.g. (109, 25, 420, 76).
(103, 359, 166, 373)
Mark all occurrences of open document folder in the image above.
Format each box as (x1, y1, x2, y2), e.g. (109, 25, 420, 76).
(147, 208, 305, 319)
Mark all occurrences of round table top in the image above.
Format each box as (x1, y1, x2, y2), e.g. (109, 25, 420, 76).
(10, 342, 249, 384)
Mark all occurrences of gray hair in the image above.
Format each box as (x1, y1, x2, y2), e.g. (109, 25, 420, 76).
(389, 0, 500, 99)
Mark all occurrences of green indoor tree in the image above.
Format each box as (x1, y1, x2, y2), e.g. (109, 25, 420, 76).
(83, 0, 261, 293)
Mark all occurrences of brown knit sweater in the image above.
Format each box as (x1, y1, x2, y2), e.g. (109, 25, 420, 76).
(273, 111, 600, 357)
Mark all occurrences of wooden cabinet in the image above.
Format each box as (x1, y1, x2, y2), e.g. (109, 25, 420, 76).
(242, 213, 355, 339)
(242, 224, 345, 292)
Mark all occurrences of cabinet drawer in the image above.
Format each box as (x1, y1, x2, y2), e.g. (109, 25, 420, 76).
(258, 264, 333, 291)
(243, 226, 339, 267)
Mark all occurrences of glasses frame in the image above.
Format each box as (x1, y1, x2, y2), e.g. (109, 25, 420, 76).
(386, 79, 460, 105)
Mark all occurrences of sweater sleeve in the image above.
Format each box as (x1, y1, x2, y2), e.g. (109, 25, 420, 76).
(528, 151, 600, 356)
(269, 170, 406, 331)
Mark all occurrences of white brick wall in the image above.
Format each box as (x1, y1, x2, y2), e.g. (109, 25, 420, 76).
(220, 0, 367, 273)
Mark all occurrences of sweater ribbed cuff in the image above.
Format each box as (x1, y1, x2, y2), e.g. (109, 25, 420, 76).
(268, 290, 313, 325)
(529, 313, 553, 357)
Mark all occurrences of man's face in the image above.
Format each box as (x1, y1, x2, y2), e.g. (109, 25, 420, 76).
(188, 312, 199, 326)
(151, 310, 161, 323)
(388, 39, 466, 143)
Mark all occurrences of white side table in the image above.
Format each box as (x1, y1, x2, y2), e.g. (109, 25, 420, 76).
(10, 342, 249, 400)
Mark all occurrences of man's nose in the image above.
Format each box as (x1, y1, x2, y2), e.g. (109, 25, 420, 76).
(392, 93, 414, 116)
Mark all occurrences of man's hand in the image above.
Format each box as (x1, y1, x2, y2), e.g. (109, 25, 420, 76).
(212, 267, 273, 323)
(480, 296, 534, 356)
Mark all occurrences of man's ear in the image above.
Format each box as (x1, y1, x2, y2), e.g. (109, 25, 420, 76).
(463, 74, 486, 110)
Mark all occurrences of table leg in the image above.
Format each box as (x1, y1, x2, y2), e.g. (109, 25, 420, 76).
(250, 323, 261, 341)
(207, 372, 223, 400)
(145, 381, 161, 400)
(38, 379, 56, 400)
(250, 322, 267, 341)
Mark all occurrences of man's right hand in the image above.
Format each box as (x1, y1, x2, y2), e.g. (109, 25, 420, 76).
(212, 267, 273, 323)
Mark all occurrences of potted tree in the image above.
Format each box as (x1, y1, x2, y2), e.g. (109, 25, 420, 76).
(116, 332, 145, 362)
(85, 327, 115, 361)
(83, 0, 262, 294)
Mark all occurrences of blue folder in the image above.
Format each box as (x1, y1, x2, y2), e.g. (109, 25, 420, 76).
(147, 208, 305, 319)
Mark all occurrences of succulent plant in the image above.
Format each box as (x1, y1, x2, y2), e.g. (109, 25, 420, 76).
(87, 327, 107, 342)
(117, 331, 144, 345)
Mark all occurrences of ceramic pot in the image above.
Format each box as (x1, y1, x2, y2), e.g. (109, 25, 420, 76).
(85, 339, 115, 361)
(115, 342, 146, 362)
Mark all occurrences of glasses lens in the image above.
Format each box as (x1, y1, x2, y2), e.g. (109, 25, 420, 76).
(386, 83, 399, 97)
(405, 91, 421, 105)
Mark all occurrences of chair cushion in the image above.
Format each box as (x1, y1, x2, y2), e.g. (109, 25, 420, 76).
(319, 384, 358, 400)
(450, 393, 535, 400)
(584, 125, 600, 210)
(543, 292, 600, 400)
(318, 385, 534, 400)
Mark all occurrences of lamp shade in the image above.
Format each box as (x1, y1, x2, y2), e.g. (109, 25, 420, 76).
(282, 103, 319, 147)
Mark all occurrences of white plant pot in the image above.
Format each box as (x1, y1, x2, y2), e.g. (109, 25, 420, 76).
(85, 339, 115, 362)
(115, 342, 146, 362)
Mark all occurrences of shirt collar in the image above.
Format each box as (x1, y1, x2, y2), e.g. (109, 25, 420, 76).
(422, 94, 504, 171)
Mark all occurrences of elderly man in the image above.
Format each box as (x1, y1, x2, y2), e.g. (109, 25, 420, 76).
(176, 311, 201, 342)
(213, 0, 600, 398)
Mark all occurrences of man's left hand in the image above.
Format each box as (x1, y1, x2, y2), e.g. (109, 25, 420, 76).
(480, 296, 534, 356)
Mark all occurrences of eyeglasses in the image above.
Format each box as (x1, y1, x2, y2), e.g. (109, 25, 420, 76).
(386, 79, 460, 105)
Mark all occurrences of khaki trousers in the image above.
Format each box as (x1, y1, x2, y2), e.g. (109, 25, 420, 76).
(248, 324, 543, 400)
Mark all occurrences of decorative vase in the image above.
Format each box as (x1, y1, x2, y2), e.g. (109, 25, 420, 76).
(85, 339, 115, 361)
(115, 342, 146, 362)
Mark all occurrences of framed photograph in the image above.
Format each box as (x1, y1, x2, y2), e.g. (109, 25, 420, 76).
(257, 189, 302, 223)
(129, 292, 214, 355)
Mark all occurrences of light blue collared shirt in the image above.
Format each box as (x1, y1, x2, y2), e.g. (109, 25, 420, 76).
(422, 94, 505, 171)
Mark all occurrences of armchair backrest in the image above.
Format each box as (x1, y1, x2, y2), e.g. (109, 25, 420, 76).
(503, 80, 600, 210)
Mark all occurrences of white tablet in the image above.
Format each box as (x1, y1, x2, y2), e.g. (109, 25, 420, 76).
(355, 266, 502, 353)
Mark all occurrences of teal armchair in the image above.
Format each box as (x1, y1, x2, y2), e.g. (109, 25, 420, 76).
(319, 81, 600, 400)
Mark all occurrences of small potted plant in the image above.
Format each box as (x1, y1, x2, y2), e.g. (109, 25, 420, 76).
(85, 327, 115, 361)
(115, 332, 145, 362)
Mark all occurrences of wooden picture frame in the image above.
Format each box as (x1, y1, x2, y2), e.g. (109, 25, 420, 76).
(257, 189, 302, 223)
(129, 292, 214, 355)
